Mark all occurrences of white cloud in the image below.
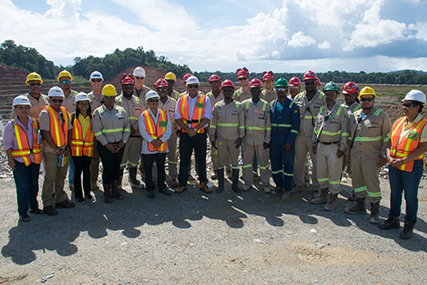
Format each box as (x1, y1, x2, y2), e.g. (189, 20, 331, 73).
(318, 41, 331, 49)
(288, 32, 315, 48)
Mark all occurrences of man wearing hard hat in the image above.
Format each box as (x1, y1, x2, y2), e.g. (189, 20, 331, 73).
(133, 67, 152, 104)
(164, 72, 180, 100)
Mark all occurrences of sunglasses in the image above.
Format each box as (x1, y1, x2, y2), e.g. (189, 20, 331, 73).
(304, 81, 316, 86)
(264, 81, 273, 84)
(51, 99, 64, 103)
(91, 79, 102, 82)
(30, 82, 41, 86)
(148, 99, 159, 103)
(222, 88, 234, 93)
(289, 86, 299, 90)
(135, 76, 144, 80)
(60, 80, 71, 84)
(187, 84, 199, 89)
(276, 87, 287, 92)
(403, 103, 414, 108)
(16, 106, 31, 110)
(343, 93, 355, 97)
(360, 97, 374, 102)
(123, 85, 134, 89)
(238, 77, 248, 81)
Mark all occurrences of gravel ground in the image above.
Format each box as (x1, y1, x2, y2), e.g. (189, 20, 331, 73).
(1, 169, 427, 285)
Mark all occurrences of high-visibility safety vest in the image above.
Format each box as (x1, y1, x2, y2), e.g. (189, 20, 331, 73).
(178, 94, 206, 134)
(390, 116, 427, 172)
(71, 115, 95, 157)
(45, 105, 69, 148)
(11, 119, 41, 166)
(143, 109, 168, 152)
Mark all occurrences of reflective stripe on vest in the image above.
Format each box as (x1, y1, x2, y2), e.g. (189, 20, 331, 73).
(71, 115, 95, 157)
(11, 119, 41, 166)
(390, 116, 427, 172)
(143, 109, 168, 152)
(178, 94, 206, 133)
(45, 105, 69, 147)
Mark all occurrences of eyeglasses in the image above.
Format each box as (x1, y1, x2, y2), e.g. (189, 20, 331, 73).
(222, 88, 234, 93)
(276, 87, 287, 92)
(403, 103, 414, 108)
(15, 106, 31, 110)
(135, 76, 144, 80)
(30, 82, 41, 86)
(289, 87, 299, 90)
(304, 81, 316, 86)
(148, 99, 159, 103)
(360, 97, 374, 102)
(343, 93, 355, 97)
(91, 79, 102, 82)
(123, 85, 134, 89)
(264, 81, 273, 84)
(238, 77, 248, 81)
(60, 80, 71, 84)
(51, 99, 64, 103)
(187, 84, 199, 89)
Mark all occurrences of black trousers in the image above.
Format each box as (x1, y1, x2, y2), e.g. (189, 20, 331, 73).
(97, 143, 124, 184)
(73, 155, 92, 198)
(143, 153, 167, 191)
(178, 132, 207, 187)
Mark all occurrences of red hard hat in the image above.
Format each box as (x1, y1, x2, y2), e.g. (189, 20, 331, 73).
(183, 73, 193, 83)
(303, 70, 316, 81)
(288, 77, 301, 87)
(262, 71, 274, 81)
(121, 74, 134, 85)
(155, 78, 168, 88)
(316, 78, 321, 85)
(209, 74, 221, 83)
(221, 79, 235, 89)
(237, 67, 249, 78)
(249, 78, 262, 88)
(343, 81, 359, 94)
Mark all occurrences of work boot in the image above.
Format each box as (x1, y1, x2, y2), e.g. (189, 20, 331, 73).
(216, 168, 225, 193)
(379, 214, 400, 230)
(348, 190, 357, 201)
(271, 186, 283, 195)
(323, 193, 338, 211)
(232, 169, 241, 193)
(129, 167, 144, 189)
(311, 187, 328, 204)
(200, 181, 212, 194)
(103, 183, 113, 203)
(281, 190, 291, 200)
(112, 180, 124, 200)
(345, 198, 366, 214)
(369, 202, 380, 224)
(400, 221, 415, 240)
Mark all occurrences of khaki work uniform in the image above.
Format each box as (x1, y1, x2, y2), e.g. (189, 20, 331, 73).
(313, 103, 349, 194)
(159, 96, 178, 179)
(341, 101, 361, 176)
(261, 89, 277, 103)
(207, 91, 225, 171)
(349, 107, 391, 203)
(241, 98, 271, 187)
(10, 93, 48, 121)
(62, 90, 78, 113)
(170, 90, 180, 100)
(210, 99, 244, 170)
(294, 90, 325, 189)
(115, 94, 145, 169)
(88, 90, 104, 185)
(233, 87, 251, 102)
(88, 91, 104, 110)
(134, 85, 152, 106)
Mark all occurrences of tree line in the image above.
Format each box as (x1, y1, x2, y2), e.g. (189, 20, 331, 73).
(1, 40, 427, 85)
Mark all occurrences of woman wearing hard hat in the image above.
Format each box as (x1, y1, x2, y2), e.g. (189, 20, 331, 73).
(71, 93, 95, 202)
(4, 95, 43, 222)
(380, 90, 427, 240)
(92, 84, 130, 203)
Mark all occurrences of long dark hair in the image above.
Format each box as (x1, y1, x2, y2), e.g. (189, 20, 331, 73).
(73, 100, 92, 122)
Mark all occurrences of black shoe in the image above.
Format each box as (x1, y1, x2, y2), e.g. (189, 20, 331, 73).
(20, 215, 31, 222)
(400, 222, 415, 240)
(77, 197, 85, 202)
(43, 205, 58, 216)
(379, 215, 400, 230)
(216, 187, 224, 193)
(159, 188, 172, 195)
(55, 200, 76, 208)
(85, 194, 93, 200)
(147, 190, 156, 199)
(29, 208, 43, 214)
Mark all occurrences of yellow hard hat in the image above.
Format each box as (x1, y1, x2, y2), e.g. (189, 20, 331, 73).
(164, 72, 176, 82)
(359, 86, 376, 99)
(25, 72, 43, 85)
(102, 84, 117, 96)
(57, 70, 73, 82)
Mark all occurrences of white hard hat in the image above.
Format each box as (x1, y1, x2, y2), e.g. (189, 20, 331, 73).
(48, 86, 65, 98)
(145, 90, 160, 101)
(186, 76, 199, 85)
(402, 90, 426, 104)
(133, 67, 146, 77)
(75, 92, 90, 103)
(13, 95, 31, 107)
(90, 71, 104, 81)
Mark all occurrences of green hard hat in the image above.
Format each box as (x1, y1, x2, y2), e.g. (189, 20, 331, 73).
(275, 78, 288, 88)
(323, 81, 339, 92)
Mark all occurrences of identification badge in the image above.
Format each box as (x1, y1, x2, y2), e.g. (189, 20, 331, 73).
(195, 102, 205, 109)
(407, 131, 419, 140)
(159, 121, 167, 127)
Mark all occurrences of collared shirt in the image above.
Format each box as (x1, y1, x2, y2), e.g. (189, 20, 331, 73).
(88, 90, 104, 110)
(139, 109, 172, 154)
(62, 90, 78, 113)
(261, 89, 277, 103)
(3, 116, 36, 164)
(77, 113, 91, 139)
(241, 98, 271, 145)
(135, 85, 152, 106)
(210, 99, 244, 141)
(294, 90, 325, 137)
(233, 87, 251, 102)
(10, 92, 48, 120)
(115, 94, 145, 135)
(174, 93, 211, 127)
(92, 104, 130, 146)
(207, 91, 224, 109)
(39, 107, 73, 153)
(341, 101, 361, 115)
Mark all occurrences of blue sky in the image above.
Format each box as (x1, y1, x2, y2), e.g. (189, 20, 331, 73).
(1, 0, 427, 73)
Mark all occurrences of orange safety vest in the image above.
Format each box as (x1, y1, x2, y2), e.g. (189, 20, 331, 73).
(390, 116, 427, 172)
(45, 105, 69, 147)
(178, 94, 206, 134)
(11, 119, 42, 166)
(143, 109, 168, 152)
(71, 114, 95, 157)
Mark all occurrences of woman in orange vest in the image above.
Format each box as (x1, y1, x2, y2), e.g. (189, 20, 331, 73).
(71, 93, 95, 202)
(380, 90, 427, 240)
(139, 91, 172, 198)
(4, 95, 43, 222)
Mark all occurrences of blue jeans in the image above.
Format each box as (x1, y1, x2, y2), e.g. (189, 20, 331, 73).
(68, 156, 75, 187)
(388, 160, 423, 224)
(13, 160, 40, 217)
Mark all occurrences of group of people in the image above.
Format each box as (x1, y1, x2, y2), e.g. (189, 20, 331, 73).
(4, 67, 427, 240)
